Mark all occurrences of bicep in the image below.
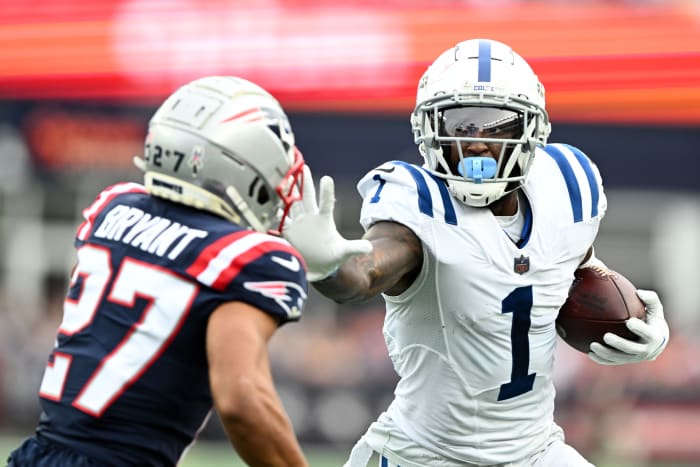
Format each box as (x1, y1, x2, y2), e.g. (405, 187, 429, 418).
(206, 302, 278, 412)
(363, 221, 423, 295)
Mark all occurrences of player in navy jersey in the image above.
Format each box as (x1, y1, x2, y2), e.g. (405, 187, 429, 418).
(8, 77, 311, 466)
(282, 39, 671, 466)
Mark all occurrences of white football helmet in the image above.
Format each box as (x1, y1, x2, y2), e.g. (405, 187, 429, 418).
(133, 76, 304, 233)
(411, 39, 551, 207)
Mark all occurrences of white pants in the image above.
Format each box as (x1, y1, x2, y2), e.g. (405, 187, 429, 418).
(344, 414, 594, 467)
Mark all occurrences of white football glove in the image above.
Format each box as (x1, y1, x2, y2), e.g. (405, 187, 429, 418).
(589, 289, 669, 365)
(283, 166, 372, 282)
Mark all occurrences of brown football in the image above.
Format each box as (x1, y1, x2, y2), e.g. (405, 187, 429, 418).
(556, 266, 646, 354)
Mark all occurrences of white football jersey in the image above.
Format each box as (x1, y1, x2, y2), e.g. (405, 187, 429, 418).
(356, 143, 607, 464)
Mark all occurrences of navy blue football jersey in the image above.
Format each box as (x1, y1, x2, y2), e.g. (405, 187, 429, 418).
(35, 182, 308, 466)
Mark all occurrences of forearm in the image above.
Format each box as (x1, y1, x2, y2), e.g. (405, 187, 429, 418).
(207, 305, 308, 467)
(218, 384, 307, 466)
(313, 222, 422, 303)
(312, 254, 382, 304)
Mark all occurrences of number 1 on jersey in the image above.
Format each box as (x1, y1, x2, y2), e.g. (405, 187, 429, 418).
(498, 285, 536, 401)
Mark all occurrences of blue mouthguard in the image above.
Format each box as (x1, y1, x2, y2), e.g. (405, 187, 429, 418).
(457, 157, 497, 184)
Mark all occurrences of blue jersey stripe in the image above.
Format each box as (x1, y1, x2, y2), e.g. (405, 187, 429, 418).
(564, 144, 599, 218)
(424, 170, 458, 225)
(543, 145, 583, 223)
(393, 161, 433, 218)
(478, 40, 492, 82)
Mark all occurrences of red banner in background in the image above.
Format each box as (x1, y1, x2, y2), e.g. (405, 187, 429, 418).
(23, 108, 145, 171)
(1, 1, 699, 125)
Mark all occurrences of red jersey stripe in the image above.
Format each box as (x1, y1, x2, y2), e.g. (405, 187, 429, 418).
(186, 230, 252, 278)
(187, 230, 302, 291)
(211, 241, 301, 291)
(76, 183, 147, 241)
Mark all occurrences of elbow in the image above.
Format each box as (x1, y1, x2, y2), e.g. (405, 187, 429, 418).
(216, 396, 246, 423)
(308, 255, 391, 304)
(312, 273, 378, 305)
(329, 292, 369, 305)
(213, 376, 260, 425)
(338, 282, 380, 304)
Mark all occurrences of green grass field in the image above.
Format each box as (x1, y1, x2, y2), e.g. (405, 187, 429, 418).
(4, 434, 698, 467)
(178, 441, 346, 467)
(0, 434, 347, 466)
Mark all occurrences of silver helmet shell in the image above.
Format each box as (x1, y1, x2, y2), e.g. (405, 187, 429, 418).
(134, 76, 303, 233)
(411, 39, 551, 207)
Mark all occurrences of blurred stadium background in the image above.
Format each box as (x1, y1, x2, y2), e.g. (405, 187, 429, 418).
(0, 1, 699, 466)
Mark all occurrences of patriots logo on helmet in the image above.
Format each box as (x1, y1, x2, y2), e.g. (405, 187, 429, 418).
(243, 280, 307, 319)
(220, 106, 285, 126)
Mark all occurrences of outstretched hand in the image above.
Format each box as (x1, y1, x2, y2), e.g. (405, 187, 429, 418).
(589, 289, 669, 365)
(283, 166, 372, 282)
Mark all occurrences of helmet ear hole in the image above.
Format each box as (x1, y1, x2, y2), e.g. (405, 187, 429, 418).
(248, 177, 270, 205)
(256, 186, 270, 204)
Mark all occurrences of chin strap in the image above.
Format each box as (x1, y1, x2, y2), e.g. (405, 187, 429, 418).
(225, 185, 267, 232)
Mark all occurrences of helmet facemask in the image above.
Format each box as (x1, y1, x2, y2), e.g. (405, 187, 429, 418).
(271, 147, 305, 234)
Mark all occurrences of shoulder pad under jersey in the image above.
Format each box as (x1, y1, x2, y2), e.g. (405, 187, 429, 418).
(76, 182, 148, 242)
(186, 230, 307, 323)
(357, 160, 458, 232)
(538, 143, 607, 224)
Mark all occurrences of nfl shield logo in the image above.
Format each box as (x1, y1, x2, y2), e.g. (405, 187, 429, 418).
(514, 255, 530, 275)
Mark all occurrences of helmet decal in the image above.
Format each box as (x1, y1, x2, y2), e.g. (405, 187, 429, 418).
(188, 146, 205, 175)
(220, 107, 266, 124)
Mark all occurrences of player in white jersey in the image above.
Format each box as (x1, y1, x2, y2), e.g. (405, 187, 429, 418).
(283, 39, 670, 466)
